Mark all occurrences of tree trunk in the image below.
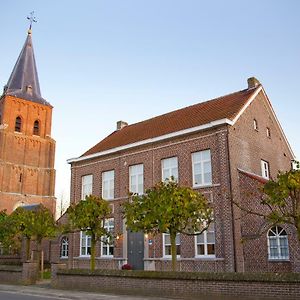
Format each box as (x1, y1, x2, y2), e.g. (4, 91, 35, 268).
(90, 233, 96, 271)
(25, 237, 30, 260)
(170, 232, 177, 272)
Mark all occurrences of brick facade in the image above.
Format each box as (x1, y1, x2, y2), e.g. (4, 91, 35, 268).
(53, 79, 297, 272)
(0, 95, 56, 214)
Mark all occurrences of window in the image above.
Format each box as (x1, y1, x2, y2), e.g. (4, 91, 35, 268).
(266, 127, 271, 138)
(268, 226, 289, 260)
(163, 233, 180, 257)
(253, 119, 258, 130)
(60, 237, 69, 258)
(162, 157, 178, 182)
(33, 120, 40, 135)
(81, 175, 93, 200)
(129, 164, 143, 195)
(261, 160, 270, 179)
(102, 170, 114, 200)
(15, 116, 22, 132)
(101, 218, 114, 257)
(195, 222, 215, 257)
(192, 150, 212, 186)
(80, 231, 91, 256)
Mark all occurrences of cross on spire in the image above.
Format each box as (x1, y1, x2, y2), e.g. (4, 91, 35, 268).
(27, 11, 37, 33)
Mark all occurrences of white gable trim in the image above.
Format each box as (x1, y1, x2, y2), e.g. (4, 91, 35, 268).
(231, 85, 295, 159)
(67, 118, 233, 163)
(231, 86, 263, 124)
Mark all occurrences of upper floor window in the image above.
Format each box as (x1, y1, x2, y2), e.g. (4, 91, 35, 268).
(253, 119, 258, 130)
(162, 157, 178, 182)
(266, 127, 271, 138)
(261, 160, 270, 179)
(192, 150, 212, 187)
(33, 120, 40, 135)
(15, 116, 22, 132)
(80, 231, 91, 257)
(129, 164, 143, 195)
(60, 237, 69, 258)
(102, 170, 114, 200)
(268, 226, 289, 260)
(195, 222, 215, 257)
(81, 174, 93, 200)
(163, 233, 180, 257)
(101, 218, 114, 257)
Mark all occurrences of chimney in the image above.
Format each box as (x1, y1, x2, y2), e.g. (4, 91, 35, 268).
(117, 120, 128, 130)
(247, 77, 261, 89)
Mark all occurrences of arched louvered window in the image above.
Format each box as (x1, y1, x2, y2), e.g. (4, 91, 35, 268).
(267, 226, 289, 260)
(15, 116, 22, 132)
(33, 120, 40, 135)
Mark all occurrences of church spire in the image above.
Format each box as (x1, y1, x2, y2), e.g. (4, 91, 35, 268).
(3, 15, 49, 106)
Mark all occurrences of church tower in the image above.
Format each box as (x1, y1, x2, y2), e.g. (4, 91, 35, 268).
(0, 27, 56, 214)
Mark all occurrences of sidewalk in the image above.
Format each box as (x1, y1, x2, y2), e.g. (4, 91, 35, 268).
(0, 282, 176, 300)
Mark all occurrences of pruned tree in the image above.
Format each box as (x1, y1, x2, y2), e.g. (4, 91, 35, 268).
(234, 164, 300, 242)
(261, 167, 300, 241)
(123, 180, 213, 271)
(67, 195, 112, 271)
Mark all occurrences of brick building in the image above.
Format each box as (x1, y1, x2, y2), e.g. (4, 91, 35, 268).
(0, 29, 56, 214)
(53, 77, 299, 272)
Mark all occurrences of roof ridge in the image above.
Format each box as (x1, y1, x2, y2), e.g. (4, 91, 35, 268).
(122, 87, 256, 129)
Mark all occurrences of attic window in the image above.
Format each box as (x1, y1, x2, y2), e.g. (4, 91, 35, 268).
(26, 85, 33, 95)
(33, 120, 40, 135)
(266, 127, 271, 138)
(15, 116, 22, 132)
(253, 119, 258, 131)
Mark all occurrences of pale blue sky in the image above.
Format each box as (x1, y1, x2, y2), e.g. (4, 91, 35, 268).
(1, 1, 299, 214)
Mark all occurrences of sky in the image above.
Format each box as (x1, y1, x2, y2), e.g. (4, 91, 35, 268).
(0, 1, 299, 216)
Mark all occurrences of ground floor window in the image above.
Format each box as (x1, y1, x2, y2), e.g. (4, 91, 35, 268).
(268, 226, 289, 260)
(195, 222, 215, 257)
(60, 236, 69, 258)
(101, 218, 114, 257)
(80, 231, 91, 256)
(163, 233, 180, 257)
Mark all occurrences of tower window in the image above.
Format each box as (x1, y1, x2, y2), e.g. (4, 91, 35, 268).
(15, 116, 22, 132)
(33, 120, 40, 135)
(267, 127, 271, 138)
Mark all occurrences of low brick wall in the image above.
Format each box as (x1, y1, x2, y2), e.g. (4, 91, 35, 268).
(0, 255, 21, 265)
(0, 265, 22, 284)
(51, 269, 300, 299)
(0, 262, 38, 285)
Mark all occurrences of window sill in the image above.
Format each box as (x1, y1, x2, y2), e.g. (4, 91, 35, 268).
(268, 259, 290, 262)
(193, 183, 220, 189)
(60, 257, 68, 259)
(97, 256, 114, 259)
(75, 255, 91, 259)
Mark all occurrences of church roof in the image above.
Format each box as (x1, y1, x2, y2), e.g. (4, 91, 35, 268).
(3, 30, 50, 106)
(79, 85, 260, 159)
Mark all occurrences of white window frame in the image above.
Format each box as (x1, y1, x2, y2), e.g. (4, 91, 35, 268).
(267, 226, 289, 260)
(253, 119, 258, 130)
(161, 157, 178, 182)
(192, 149, 212, 187)
(101, 218, 114, 257)
(129, 164, 144, 195)
(102, 170, 114, 200)
(60, 237, 69, 258)
(163, 233, 180, 258)
(80, 231, 91, 257)
(81, 174, 93, 200)
(261, 160, 270, 179)
(266, 127, 271, 138)
(195, 222, 216, 258)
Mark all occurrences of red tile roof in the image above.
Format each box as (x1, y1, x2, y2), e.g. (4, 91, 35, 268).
(82, 87, 259, 157)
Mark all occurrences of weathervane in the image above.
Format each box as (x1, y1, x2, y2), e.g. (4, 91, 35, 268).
(27, 11, 37, 32)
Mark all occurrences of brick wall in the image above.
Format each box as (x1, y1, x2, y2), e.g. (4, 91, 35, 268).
(52, 270, 300, 299)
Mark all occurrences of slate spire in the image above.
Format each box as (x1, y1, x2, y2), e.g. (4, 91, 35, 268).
(3, 29, 49, 105)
